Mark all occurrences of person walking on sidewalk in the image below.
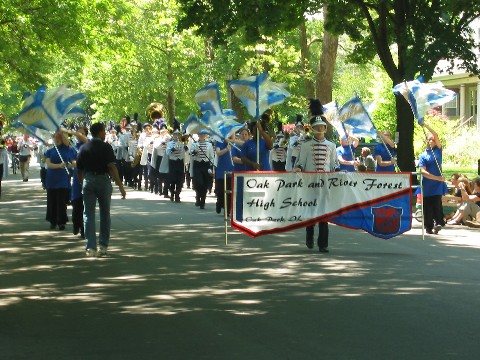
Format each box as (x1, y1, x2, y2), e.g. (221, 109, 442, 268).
(0, 137, 8, 198)
(76, 122, 126, 257)
(17, 133, 34, 181)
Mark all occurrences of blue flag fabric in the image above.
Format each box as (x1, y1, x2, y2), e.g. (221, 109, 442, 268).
(322, 100, 349, 140)
(195, 81, 223, 116)
(11, 121, 52, 144)
(393, 78, 456, 124)
(337, 96, 377, 139)
(229, 73, 290, 119)
(16, 85, 85, 132)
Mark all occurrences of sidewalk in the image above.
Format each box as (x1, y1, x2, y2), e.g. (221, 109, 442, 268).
(1, 162, 480, 359)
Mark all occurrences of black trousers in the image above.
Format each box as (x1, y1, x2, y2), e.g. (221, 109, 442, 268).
(423, 194, 445, 230)
(215, 177, 232, 215)
(169, 159, 184, 196)
(72, 197, 84, 234)
(46, 188, 70, 226)
(272, 161, 286, 171)
(193, 161, 210, 206)
(306, 222, 329, 248)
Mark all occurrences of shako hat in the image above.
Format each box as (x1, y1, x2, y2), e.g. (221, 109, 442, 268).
(308, 99, 327, 127)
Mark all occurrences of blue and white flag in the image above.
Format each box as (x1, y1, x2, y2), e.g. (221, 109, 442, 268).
(11, 121, 52, 144)
(393, 78, 456, 124)
(195, 81, 223, 116)
(322, 100, 348, 140)
(229, 73, 290, 119)
(16, 85, 85, 132)
(337, 96, 377, 139)
(204, 111, 244, 142)
(182, 113, 209, 135)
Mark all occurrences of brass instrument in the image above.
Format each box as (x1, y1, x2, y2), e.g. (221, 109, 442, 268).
(146, 102, 167, 121)
(180, 134, 190, 145)
(303, 124, 313, 140)
(131, 147, 143, 168)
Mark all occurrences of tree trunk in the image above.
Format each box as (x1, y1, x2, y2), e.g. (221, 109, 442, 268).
(315, 6, 338, 104)
(315, 5, 338, 140)
(299, 21, 315, 99)
(166, 62, 175, 125)
(395, 94, 416, 173)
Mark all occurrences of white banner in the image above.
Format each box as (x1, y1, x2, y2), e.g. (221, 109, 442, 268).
(231, 172, 412, 239)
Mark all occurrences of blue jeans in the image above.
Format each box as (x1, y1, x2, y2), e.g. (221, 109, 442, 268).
(82, 174, 112, 250)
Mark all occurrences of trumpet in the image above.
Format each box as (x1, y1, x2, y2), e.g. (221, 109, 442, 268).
(303, 124, 313, 140)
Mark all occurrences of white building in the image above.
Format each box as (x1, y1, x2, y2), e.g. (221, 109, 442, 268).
(431, 18, 480, 128)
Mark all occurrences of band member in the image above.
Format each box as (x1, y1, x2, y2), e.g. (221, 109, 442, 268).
(286, 115, 305, 171)
(294, 99, 337, 253)
(164, 125, 187, 202)
(336, 133, 360, 172)
(145, 126, 158, 192)
(158, 125, 171, 198)
(215, 133, 242, 216)
(138, 123, 152, 190)
(270, 122, 288, 171)
(240, 113, 273, 171)
(127, 125, 139, 188)
(190, 129, 214, 209)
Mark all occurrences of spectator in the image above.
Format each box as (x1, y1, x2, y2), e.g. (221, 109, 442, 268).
(76, 122, 126, 257)
(17, 134, 34, 181)
(359, 147, 375, 171)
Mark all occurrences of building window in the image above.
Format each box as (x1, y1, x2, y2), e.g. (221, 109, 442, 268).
(445, 97, 458, 117)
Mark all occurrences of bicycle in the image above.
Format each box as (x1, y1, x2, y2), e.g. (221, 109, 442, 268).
(11, 153, 19, 175)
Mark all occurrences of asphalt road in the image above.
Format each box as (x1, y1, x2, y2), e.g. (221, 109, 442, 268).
(1, 162, 480, 359)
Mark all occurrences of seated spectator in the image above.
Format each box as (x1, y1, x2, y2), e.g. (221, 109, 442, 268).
(443, 174, 468, 220)
(358, 147, 375, 171)
(447, 177, 480, 226)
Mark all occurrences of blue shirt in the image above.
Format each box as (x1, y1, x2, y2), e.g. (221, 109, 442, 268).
(336, 145, 355, 172)
(45, 144, 77, 189)
(215, 141, 235, 179)
(418, 147, 448, 197)
(241, 137, 271, 171)
(374, 143, 395, 172)
(71, 141, 86, 200)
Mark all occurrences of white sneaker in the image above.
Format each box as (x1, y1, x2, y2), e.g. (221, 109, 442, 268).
(98, 246, 108, 257)
(85, 248, 97, 257)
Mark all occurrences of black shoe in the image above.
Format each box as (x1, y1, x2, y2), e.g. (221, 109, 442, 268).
(170, 196, 174, 202)
(319, 247, 329, 253)
(426, 229, 434, 234)
(306, 237, 314, 249)
(73, 226, 79, 235)
(433, 225, 442, 235)
(58, 225, 65, 231)
(175, 196, 181, 203)
(200, 205, 205, 209)
(215, 203, 221, 214)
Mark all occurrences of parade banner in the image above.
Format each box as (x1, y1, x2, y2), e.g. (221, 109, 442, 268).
(232, 172, 412, 239)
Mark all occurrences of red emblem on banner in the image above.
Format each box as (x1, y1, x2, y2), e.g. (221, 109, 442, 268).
(371, 206, 402, 236)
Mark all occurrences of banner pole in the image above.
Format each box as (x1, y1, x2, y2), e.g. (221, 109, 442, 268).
(224, 173, 229, 245)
